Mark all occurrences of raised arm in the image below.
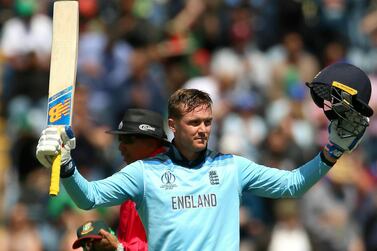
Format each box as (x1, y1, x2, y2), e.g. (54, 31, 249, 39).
(36, 126, 144, 209)
(237, 153, 332, 198)
(237, 115, 368, 198)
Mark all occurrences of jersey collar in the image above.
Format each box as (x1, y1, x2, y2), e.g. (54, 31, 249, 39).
(167, 140, 207, 168)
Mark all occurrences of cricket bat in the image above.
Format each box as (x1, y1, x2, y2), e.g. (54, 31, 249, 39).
(47, 0, 79, 196)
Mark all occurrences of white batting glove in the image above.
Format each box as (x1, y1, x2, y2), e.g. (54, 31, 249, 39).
(36, 126, 76, 168)
(326, 116, 368, 159)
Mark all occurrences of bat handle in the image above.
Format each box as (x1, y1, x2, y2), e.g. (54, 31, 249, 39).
(49, 143, 62, 196)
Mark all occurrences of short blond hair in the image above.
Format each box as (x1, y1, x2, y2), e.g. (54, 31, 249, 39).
(168, 89, 212, 119)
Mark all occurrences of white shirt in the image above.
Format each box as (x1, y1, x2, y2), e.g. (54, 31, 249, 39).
(1, 14, 52, 58)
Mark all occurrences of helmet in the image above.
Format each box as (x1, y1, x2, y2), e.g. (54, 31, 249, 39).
(306, 62, 373, 119)
(306, 62, 373, 138)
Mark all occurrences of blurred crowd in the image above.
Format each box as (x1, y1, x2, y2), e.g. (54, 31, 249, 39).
(1, 0, 377, 250)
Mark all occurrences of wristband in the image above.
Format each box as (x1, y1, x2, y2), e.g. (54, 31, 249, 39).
(320, 150, 336, 167)
(117, 243, 124, 251)
(324, 143, 344, 160)
(60, 159, 76, 178)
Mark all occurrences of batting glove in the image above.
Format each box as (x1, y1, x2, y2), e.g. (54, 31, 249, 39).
(36, 126, 76, 168)
(326, 116, 368, 159)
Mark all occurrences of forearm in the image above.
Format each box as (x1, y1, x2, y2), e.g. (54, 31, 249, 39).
(62, 164, 96, 210)
(285, 153, 334, 197)
(246, 153, 333, 198)
(61, 161, 142, 209)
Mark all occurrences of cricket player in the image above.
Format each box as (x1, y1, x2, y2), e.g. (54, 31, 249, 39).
(36, 63, 372, 251)
(73, 109, 170, 251)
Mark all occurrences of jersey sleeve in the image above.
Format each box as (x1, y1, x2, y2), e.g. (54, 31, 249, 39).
(62, 160, 145, 209)
(235, 153, 332, 198)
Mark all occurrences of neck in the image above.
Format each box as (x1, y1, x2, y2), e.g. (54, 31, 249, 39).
(168, 141, 207, 168)
(181, 149, 200, 161)
(174, 141, 201, 161)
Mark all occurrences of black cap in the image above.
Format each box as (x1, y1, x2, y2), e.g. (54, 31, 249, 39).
(72, 220, 111, 249)
(106, 109, 170, 145)
(307, 62, 373, 117)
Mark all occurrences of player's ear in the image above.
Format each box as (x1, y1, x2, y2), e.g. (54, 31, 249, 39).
(168, 118, 176, 133)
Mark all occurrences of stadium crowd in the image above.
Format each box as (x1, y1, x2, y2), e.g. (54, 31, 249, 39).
(1, 0, 377, 250)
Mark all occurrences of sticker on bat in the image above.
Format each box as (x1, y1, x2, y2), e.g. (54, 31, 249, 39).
(47, 86, 73, 125)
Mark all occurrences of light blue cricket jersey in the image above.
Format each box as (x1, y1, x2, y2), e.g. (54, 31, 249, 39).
(62, 145, 332, 251)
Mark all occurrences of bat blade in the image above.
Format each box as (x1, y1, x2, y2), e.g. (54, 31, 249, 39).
(48, 0, 79, 196)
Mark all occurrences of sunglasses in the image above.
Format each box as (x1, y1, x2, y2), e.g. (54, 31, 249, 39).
(118, 134, 151, 144)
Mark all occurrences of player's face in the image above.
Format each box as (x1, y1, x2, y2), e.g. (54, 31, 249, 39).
(169, 105, 212, 156)
(118, 135, 158, 163)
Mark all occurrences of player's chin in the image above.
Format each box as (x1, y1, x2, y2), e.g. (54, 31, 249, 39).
(193, 141, 207, 151)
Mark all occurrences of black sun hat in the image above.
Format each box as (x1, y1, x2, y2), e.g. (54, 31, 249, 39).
(306, 62, 373, 117)
(106, 108, 170, 145)
(72, 220, 112, 249)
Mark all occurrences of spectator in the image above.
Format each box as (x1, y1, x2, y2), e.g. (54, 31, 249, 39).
(7, 202, 43, 251)
(1, 0, 52, 110)
(268, 199, 312, 251)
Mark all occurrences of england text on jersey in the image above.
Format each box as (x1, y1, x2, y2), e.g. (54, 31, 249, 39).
(171, 194, 217, 210)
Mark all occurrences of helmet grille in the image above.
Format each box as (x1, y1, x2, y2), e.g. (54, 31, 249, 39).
(310, 83, 369, 138)
(312, 83, 331, 101)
